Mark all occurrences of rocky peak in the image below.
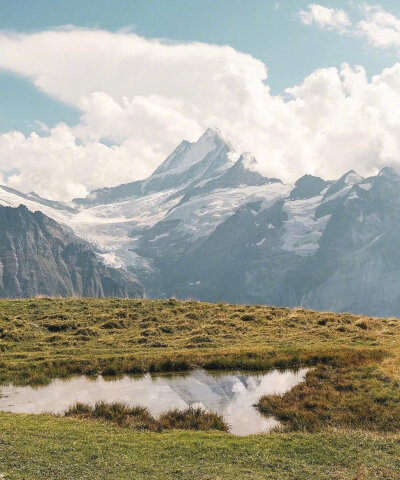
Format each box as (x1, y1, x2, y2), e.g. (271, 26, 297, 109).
(289, 174, 328, 200)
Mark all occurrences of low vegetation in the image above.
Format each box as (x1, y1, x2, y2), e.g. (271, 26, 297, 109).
(1, 298, 400, 478)
(64, 401, 228, 432)
(1, 412, 400, 479)
(0, 297, 396, 386)
(258, 363, 400, 432)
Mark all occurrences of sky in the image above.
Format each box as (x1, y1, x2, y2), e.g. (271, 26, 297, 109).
(2, 1, 400, 199)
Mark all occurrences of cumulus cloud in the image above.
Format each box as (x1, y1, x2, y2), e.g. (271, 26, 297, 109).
(1, 28, 400, 199)
(0, 28, 270, 199)
(299, 4, 351, 32)
(300, 3, 400, 52)
(357, 4, 400, 49)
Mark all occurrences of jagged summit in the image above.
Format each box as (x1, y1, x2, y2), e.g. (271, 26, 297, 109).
(341, 170, 363, 185)
(74, 129, 234, 206)
(200, 126, 223, 139)
(151, 128, 228, 177)
(377, 166, 400, 178)
(323, 170, 363, 200)
(289, 174, 328, 200)
(4, 149, 400, 316)
(205, 153, 273, 189)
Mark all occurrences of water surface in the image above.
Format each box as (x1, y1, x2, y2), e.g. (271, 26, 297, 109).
(0, 368, 307, 435)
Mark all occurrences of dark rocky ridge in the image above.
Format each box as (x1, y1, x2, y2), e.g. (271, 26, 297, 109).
(0, 205, 143, 298)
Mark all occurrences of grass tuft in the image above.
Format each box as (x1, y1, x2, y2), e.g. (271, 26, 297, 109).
(158, 407, 228, 432)
(64, 401, 228, 432)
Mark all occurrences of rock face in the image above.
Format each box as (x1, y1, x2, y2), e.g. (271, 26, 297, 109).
(3, 129, 400, 316)
(0, 205, 143, 298)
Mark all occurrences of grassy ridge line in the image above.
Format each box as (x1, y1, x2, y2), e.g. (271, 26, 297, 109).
(0, 412, 400, 480)
(0, 297, 396, 384)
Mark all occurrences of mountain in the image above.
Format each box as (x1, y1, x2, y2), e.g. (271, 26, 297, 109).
(73, 128, 234, 206)
(2, 129, 400, 316)
(0, 204, 143, 298)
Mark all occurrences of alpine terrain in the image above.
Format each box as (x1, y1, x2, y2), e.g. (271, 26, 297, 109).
(1, 128, 399, 316)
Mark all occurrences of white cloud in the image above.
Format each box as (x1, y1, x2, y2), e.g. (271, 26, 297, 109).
(1, 28, 400, 199)
(300, 3, 400, 52)
(0, 125, 132, 200)
(0, 28, 272, 199)
(357, 4, 400, 49)
(299, 4, 351, 32)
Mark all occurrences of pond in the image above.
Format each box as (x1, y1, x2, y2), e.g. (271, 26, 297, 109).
(0, 368, 307, 435)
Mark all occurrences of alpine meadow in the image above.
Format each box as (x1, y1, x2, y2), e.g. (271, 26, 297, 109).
(1, 2, 400, 479)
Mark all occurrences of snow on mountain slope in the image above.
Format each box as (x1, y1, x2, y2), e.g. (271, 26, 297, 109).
(70, 189, 184, 269)
(0, 185, 74, 225)
(164, 182, 291, 242)
(5, 129, 400, 316)
(282, 194, 330, 256)
(63, 130, 287, 270)
(0, 130, 363, 274)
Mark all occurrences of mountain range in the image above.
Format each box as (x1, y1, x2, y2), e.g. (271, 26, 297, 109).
(1, 128, 400, 317)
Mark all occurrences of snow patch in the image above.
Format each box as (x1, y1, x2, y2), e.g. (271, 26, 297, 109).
(149, 232, 170, 242)
(282, 196, 330, 256)
(98, 252, 124, 269)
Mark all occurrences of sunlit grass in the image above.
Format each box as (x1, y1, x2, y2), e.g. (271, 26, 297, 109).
(1, 412, 400, 479)
(0, 297, 396, 385)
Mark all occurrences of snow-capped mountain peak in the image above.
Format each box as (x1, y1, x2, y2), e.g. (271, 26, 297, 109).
(3, 130, 400, 317)
(152, 128, 226, 176)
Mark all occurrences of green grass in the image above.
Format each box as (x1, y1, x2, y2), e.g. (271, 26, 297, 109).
(2, 297, 400, 478)
(0, 412, 399, 480)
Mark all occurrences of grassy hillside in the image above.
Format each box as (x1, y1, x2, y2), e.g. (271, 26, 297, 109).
(1, 297, 400, 479)
(0, 297, 395, 385)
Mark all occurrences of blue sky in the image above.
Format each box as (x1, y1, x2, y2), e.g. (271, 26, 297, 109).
(1, 0, 400, 134)
(2, 1, 400, 199)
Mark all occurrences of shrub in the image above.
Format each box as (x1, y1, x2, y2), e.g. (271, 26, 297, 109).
(355, 321, 369, 330)
(44, 323, 69, 332)
(101, 320, 127, 329)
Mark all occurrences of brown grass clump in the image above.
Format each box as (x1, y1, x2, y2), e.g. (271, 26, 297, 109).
(158, 407, 228, 431)
(64, 401, 228, 432)
(257, 361, 400, 432)
(65, 401, 158, 430)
